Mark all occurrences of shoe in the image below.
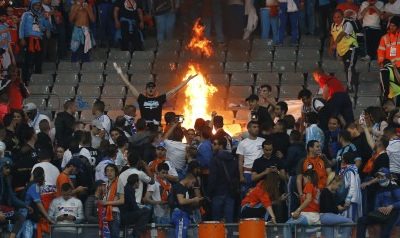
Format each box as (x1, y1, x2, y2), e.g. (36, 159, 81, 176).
(361, 55, 371, 61)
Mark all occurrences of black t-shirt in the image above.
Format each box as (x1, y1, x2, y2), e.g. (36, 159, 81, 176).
(251, 156, 283, 175)
(173, 182, 193, 214)
(115, 0, 142, 20)
(36, 132, 53, 152)
(137, 94, 167, 122)
(370, 152, 389, 176)
(320, 188, 338, 214)
(271, 132, 290, 158)
(12, 144, 38, 190)
(256, 106, 273, 128)
(4, 129, 20, 155)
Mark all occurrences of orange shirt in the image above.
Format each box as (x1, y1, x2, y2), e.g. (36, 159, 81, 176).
(301, 182, 320, 213)
(377, 32, 400, 68)
(56, 172, 72, 197)
(302, 156, 328, 189)
(241, 182, 272, 208)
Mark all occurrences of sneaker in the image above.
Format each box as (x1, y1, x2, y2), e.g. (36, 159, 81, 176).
(361, 55, 371, 61)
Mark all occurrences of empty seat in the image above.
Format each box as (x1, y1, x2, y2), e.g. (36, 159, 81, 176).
(249, 50, 273, 61)
(356, 61, 370, 72)
(157, 39, 181, 50)
(226, 50, 250, 61)
(105, 61, 129, 74)
(252, 39, 274, 50)
(102, 85, 127, 97)
(297, 49, 321, 61)
(131, 51, 155, 61)
(51, 84, 76, 97)
(108, 50, 131, 61)
(42, 62, 57, 74)
(369, 60, 380, 72)
(299, 36, 321, 48)
(24, 97, 47, 109)
(104, 73, 126, 85)
(102, 97, 124, 110)
(29, 74, 54, 86)
(225, 61, 248, 73)
(228, 86, 253, 98)
(358, 72, 380, 83)
(106, 110, 123, 120)
(279, 85, 303, 99)
(228, 39, 251, 51)
(357, 83, 381, 96)
(296, 60, 319, 73)
(57, 62, 80, 72)
(179, 50, 202, 61)
(76, 85, 101, 98)
(80, 73, 104, 85)
(207, 73, 230, 86)
(47, 96, 75, 111)
(54, 73, 79, 85)
(281, 72, 305, 85)
(156, 74, 181, 87)
(207, 49, 226, 62)
(81, 62, 105, 73)
(274, 48, 297, 61)
(272, 61, 296, 72)
(129, 61, 152, 73)
(152, 60, 176, 74)
(321, 60, 343, 73)
(79, 110, 93, 122)
(256, 72, 280, 86)
(130, 73, 154, 85)
(76, 96, 98, 110)
(249, 61, 272, 72)
(230, 73, 254, 86)
(357, 96, 381, 108)
(306, 81, 321, 95)
(91, 48, 108, 61)
(201, 61, 224, 73)
(156, 50, 179, 61)
(333, 72, 349, 85)
(28, 85, 50, 95)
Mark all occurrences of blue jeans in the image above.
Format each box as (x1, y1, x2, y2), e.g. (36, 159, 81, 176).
(154, 12, 176, 42)
(171, 208, 190, 238)
(97, 3, 115, 45)
(278, 3, 299, 44)
(109, 213, 120, 238)
(260, 8, 279, 44)
(284, 215, 309, 238)
(299, 0, 315, 34)
(320, 213, 353, 238)
(211, 195, 235, 223)
(203, 0, 224, 43)
(241, 173, 253, 198)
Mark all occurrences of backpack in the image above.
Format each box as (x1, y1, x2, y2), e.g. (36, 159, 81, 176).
(151, 0, 173, 15)
(344, 19, 364, 49)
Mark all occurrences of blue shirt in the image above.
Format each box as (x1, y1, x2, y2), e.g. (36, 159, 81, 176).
(25, 183, 41, 206)
(196, 140, 213, 168)
(0, 23, 10, 49)
(375, 184, 400, 210)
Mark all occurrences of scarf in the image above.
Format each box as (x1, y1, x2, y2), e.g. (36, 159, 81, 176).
(105, 178, 118, 222)
(149, 158, 165, 175)
(363, 150, 385, 174)
(36, 192, 55, 238)
(157, 176, 171, 202)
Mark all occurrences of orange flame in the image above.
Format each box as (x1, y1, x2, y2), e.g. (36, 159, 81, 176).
(187, 18, 213, 58)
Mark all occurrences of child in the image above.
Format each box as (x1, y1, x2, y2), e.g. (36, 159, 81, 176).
(285, 170, 321, 238)
(143, 162, 172, 224)
(338, 152, 362, 223)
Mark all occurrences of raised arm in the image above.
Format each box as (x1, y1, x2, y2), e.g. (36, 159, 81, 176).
(113, 62, 140, 98)
(165, 74, 197, 99)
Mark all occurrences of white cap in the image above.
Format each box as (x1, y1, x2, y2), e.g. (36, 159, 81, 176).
(79, 148, 91, 160)
(23, 103, 37, 111)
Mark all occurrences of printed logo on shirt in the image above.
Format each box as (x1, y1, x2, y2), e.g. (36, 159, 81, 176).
(124, 0, 137, 11)
(143, 100, 160, 110)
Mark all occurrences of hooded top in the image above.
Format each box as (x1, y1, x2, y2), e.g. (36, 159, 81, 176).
(0, 157, 26, 208)
(19, 0, 51, 39)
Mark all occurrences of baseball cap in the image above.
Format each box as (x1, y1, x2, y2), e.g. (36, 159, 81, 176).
(156, 142, 167, 150)
(245, 94, 259, 102)
(375, 167, 390, 177)
(146, 82, 156, 88)
(23, 103, 37, 112)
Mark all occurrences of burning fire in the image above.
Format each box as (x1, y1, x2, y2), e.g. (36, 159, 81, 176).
(187, 18, 213, 58)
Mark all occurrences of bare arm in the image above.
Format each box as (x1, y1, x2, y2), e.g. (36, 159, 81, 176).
(162, 122, 180, 140)
(251, 171, 268, 182)
(143, 191, 162, 205)
(165, 74, 197, 99)
(362, 125, 375, 149)
(238, 155, 245, 182)
(69, 5, 79, 23)
(105, 193, 125, 206)
(113, 62, 140, 98)
(114, 6, 120, 28)
(295, 193, 312, 212)
(86, 5, 95, 23)
(36, 202, 53, 222)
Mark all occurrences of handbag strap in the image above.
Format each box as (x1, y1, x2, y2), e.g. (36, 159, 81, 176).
(218, 158, 233, 185)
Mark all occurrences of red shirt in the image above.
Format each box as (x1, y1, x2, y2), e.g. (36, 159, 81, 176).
(315, 74, 346, 99)
(0, 103, 8, 122)
(241, 182, 272, 208)
(8, 81, 24, 110)
(301, 182, 320, 213)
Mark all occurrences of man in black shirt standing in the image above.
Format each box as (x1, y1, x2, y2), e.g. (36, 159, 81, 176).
(54, 99, 76, 149)
(246, 94, 274, 131)
(114, 63, 196, 124)
(251, 140, 285, 183)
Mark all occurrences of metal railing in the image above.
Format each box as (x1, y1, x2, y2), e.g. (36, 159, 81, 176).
(48, 223, 357, 238)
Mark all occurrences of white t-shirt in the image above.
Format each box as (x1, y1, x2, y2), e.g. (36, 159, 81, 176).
(148, 160, 178, 178)
(236, 137, 265, 170)
(384, 0, 400, 15)
(164, 140, 187, 171)
(32, 162, 60, 188)
(359, 1, 384, 28)
(147, 180, 170, 218)
(61, 147, 92, 169)
(119, 167, 152, 203)
(386, 139, 400, 174)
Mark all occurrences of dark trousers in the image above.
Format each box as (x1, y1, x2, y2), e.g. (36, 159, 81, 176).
(120, 21, 143, 52)
(356, 210, 400, 238)
(22, 39, 43, 83)
(364, 27, 381, 60)
(122, 208, 152, 234)
(326, 92, 354, 125)
(342, 46, 358, 88)
(241, 206, 267, 219)
(71, 45, 90, 63)
(318, 4, 331, 40)
(226, 4, 245, 39)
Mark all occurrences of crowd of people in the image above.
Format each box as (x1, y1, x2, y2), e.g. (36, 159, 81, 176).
(0, 0, 399, 238)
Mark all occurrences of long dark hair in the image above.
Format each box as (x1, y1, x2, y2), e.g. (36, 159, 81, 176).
(262, 172, 281, 202)
(303, 170, 318, 187)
